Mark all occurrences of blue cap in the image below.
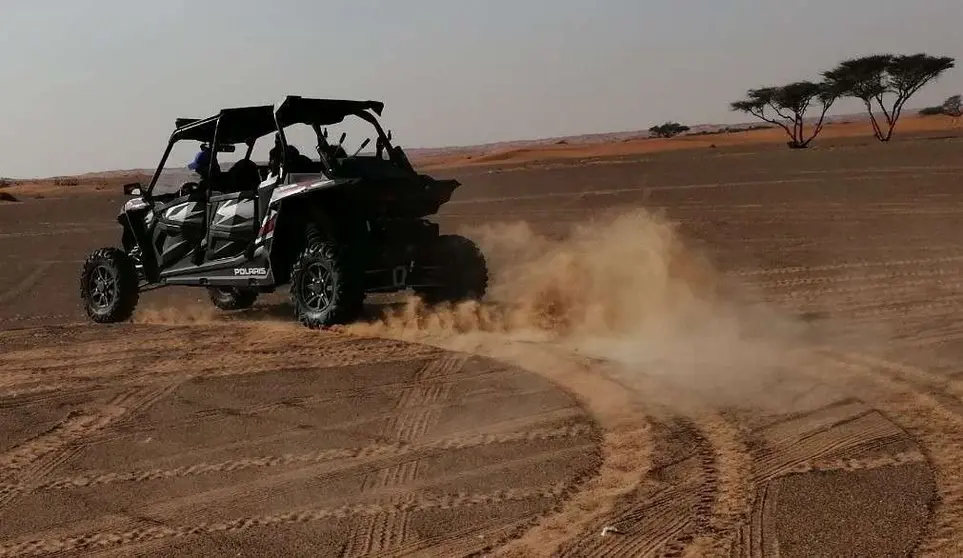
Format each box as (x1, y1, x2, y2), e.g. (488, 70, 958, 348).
(188, 149, 210, 172)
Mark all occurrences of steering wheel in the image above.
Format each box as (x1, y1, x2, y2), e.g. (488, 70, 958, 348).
(177, 181, 200, 198)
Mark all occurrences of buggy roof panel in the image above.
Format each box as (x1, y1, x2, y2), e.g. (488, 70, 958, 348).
(274, 96, 385, 127)
(172, 105, 277, 144)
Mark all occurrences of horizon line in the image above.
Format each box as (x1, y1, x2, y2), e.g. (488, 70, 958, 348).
(2, 106, 946, 181)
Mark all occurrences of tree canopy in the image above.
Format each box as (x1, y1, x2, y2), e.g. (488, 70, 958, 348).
(823, 53, 955, 141)
(942, 94, 962, 118)
(648, 122, 690, 138)
(730, 81, 840, 148)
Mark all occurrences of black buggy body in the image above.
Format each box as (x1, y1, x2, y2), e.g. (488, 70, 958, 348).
(79, 96, 488, 327)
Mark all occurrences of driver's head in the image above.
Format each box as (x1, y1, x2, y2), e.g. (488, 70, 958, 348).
(188, 146, 218, 179)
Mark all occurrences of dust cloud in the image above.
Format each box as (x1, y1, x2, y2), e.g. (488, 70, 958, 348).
(344, 207, 825, 414)
(129, 205, 829, 413)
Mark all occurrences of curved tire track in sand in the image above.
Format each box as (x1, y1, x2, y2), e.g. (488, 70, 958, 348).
(572, 357, 755, 558)
(382, 338, 758, 558)
(801, 347, 963, 556)
(0, 484, 571, 558)
(0, 424, 595, 497)
(0, 324, 600, 558)
(677, 415, 754, 558)
(404, 340, 659, 558)
(554, 415, 751, 558)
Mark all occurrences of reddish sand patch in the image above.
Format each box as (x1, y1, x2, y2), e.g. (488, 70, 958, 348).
(412, 114, 963, 169)
(1, 171, 149, 198)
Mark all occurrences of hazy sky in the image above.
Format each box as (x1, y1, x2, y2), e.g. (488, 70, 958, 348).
(1, 0, 960, 178)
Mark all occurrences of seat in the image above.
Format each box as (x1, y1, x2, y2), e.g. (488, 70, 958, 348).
(225, 159, 262, 193)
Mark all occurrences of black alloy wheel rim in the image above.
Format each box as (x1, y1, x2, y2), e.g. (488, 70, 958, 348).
(89, 265, 117, 310)
(301, 261, 335, 312)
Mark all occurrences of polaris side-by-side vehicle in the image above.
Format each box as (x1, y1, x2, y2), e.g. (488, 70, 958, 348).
(79, 96, 488, 327)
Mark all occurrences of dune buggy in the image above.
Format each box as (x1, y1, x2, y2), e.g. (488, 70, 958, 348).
(79, 95, 488, 327)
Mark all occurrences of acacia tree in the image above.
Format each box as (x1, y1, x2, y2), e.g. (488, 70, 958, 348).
(943, 94, 962, 117)
(730, 81, 840, 148)
(941, 94, 963, 127)
(823, 53, 955, 141)
(648, 122, 690, 138)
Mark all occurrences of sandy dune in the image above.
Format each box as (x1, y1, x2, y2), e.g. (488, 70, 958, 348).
(1, 125, 963, 556)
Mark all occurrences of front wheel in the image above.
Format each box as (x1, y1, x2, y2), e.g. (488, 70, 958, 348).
(207, 287, 258, 311)
(289, 242, 365, 328)
(79, 247, 140, 323)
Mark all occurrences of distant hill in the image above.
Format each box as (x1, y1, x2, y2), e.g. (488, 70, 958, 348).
(398, 110, 892, 160)
(0, 108, 945, 182)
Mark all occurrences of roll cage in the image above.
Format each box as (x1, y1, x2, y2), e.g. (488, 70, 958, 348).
(140, 96, 407, 200)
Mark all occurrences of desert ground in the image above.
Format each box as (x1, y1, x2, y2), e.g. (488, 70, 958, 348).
(1, 115, 963, 556)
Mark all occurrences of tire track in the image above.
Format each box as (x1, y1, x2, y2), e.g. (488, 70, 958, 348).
(784, 450, 927, 475)
(768, 278, 963, 303)
(0, 380, 183, 510)
(78, 364, 524, 446)
(77, 406, 587, 487)
(894, 318, 963, 348)
(741, 480, 781, 558)
(758, 267, 961, 290)
(544, 349, 754, 558)
(127, 436, 591, 548)
(840, 300, 963, 325)
(456, 347, 653, 558)
(394, 517, 532, 558)
(0, 225, 116, 239)
(0, 424, 592, 498)
(729, 255, 963, 277)
(837, 295, 963, 320)
(834, 351, 963, 401)
(551, 417, 724, 558)
(0, 382, 178, 475)
(753, 407, 911, 481)
(811, 348, 963, 556)
(32, 429, 594, 558)
(677, 415, 754, 558)
(0, 327, 446, 389)
(0, 263, 52, 306)
(0, 483, 569, 558)
(725, 396, 926, 555)
(341, 354, 466, 557)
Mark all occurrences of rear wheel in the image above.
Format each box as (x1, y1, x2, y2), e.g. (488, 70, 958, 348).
(415, 234, 489, 305)
(79, 247, 140, 323)
(207, 287, 258, 311)
(289, 241, 365, 328)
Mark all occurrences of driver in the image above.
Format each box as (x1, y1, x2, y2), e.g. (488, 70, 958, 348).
(184, 143, 224, 199)
(183, 144, 221, 263)
(188, 144, 220, 182)
(187, 143, 221, 198)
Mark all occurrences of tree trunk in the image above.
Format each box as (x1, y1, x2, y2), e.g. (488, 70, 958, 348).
(863, 99, 885, 142)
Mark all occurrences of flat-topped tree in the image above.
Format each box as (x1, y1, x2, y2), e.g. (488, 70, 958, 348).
(943, 94, 962, 114)
(730, 81, 840, 148)
(648, 122, 690, 138)
(823, 53, 955, 141)
(943, 94, 962, 125)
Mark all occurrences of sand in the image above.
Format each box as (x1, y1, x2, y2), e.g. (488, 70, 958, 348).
(1, 122, 962, 556)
